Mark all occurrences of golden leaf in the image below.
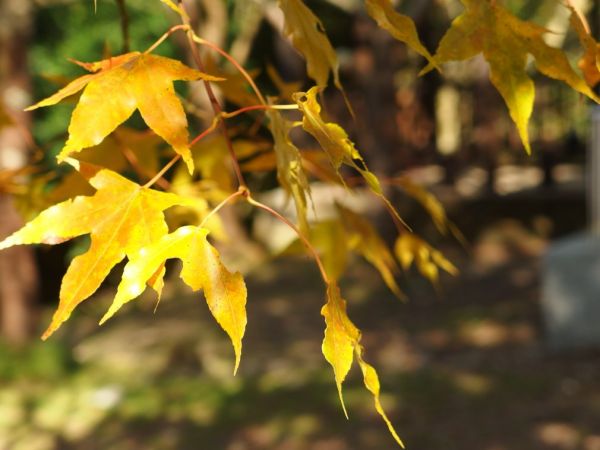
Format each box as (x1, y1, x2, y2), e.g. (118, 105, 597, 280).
(0, 167, 191, 339)
(101, 226, 247, 375)
(278, 0, 342, 91)
(321, 283, 360, 418)
(394, 233, 457, 286)
(267, 109, 311, 233)
(421, 0, 599, 153)
(322, 282, 403, 446)
(355, 345, 404, 448)
(365, 0, 436, 68)
(27, 52, 222, 172)
(337, 205, 403, 299)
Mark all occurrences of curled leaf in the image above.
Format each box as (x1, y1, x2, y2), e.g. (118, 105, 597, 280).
(394, 233, 457, 286)
(278, 0, 342, 91)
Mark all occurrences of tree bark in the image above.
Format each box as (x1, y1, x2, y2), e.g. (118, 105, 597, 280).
(0, 0, 39, 345)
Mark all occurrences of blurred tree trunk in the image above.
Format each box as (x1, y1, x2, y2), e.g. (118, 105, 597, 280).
(0, 0, 39, 345)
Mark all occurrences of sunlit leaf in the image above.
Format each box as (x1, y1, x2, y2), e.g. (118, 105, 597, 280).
(337, 205, 403, 299)
(267, 109, 311, 233)
(322, 282, 403, 446)
(278, 0, 343, 91)
(365, 0, 437, 68)
(294, 87, 408, 229)
(321, 283, 360, 418)
(421, 0, 599, 153)
(101, 226, 247, 374)
(27, 52, 222, 172)
(355, 345, 404, 448)
(394, 233, 457, 286)
(0, 166, 192, 339)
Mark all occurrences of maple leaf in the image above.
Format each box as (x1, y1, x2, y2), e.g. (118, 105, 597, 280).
(267, 109, 311, 233)
(394, 233, 457, 286)
(364, 0, 437, 68)
(421, 0, 599, 153)
(101, 226, 247, 374)
(26, 52, 222, 173)
(278, 0, 342, 91)
(0, 165, 192, 339)
(569, 5, 600, 89)
(337, 205, 403, 299)
(294, 87, 407, 227)
(322, 283, 404, 447)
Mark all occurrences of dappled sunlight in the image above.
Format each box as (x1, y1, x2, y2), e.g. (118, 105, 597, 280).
(534, 422, 582, 449)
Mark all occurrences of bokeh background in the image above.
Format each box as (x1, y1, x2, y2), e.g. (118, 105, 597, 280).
(1, 0, 599, 449)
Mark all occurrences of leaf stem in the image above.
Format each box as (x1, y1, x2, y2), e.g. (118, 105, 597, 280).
(189, 116, 219, 147)
(191, 34, 267, 106)
(143, 154, 180, 189)
(199, 187, 247, 228)
(178, 4, 248, 189)
(246, 195, 330, 285)
(144, 24, 189, 54)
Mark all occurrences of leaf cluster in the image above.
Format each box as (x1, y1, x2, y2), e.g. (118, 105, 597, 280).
(2, 0, 599, 446)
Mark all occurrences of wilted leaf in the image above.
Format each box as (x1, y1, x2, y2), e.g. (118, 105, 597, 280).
(101, 226, 247, 374)
(267, 109, 311, 233)
(294, 87, 409, 229)
(394, 233, 457, 286)
(27, 52, 222, 172)
(337, 205, 403, 299)
(421, 0, 599, 153)
(365, 0, 436, 68)
(355, 345, 404, 448)
(395, 176, 449, 235)
(0, 167, 192, 339)
(321, 282, 403, 446)
(278, 0, 343, 91)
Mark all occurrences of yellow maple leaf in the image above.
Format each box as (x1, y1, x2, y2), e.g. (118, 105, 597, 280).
(294, 87, 408, 227)
(267, 109, 311, 233)
(337, 205, 403, 299)
(101, 226, 247, 375)
(26, 52, 222, 173)
(394, 233, 457, 286)
(364, 0, 437, 68)
(322, 283, 404, 447)
(278, 0, 342, 91)
(0, 166, 192, 339)
(421, 0, 599, 154)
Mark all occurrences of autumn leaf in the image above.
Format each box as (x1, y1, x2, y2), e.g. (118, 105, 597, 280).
(278, 0, 342, 91)
(26, 52, 222, 173)
(394, 233, 457, 286)
(294, 87, 408, 227)
(101, 226, 247, 374)
(267, 109, 311, 233)
(337, 205, 403, 299)
(355, 345, 404, 447)
(569, 4, 600, 89)
(322, 282, 404, 447)
(0, 166, 192, 339)
(364, 0, 437, 69)
(421, 0, 599, 153)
